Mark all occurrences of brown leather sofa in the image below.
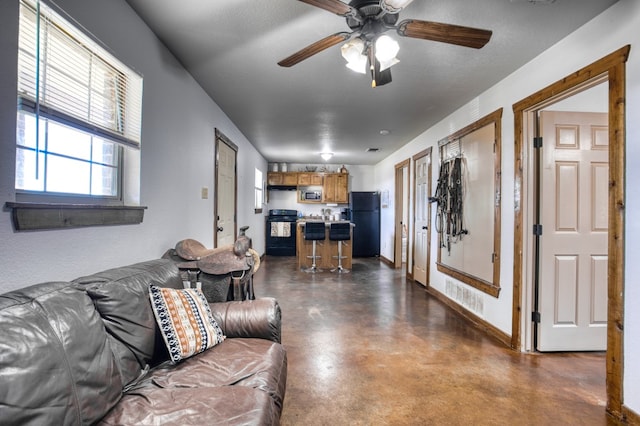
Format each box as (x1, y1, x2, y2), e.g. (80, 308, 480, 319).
(0, 259, 287, 425)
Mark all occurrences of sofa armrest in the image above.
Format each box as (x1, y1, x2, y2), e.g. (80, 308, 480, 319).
(209, 297, 282, 343)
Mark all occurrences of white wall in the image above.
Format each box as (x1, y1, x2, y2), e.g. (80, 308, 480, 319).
(347, 165, 377, 191)
(0, 0, 267, 292)
(374, 0, 639, 413)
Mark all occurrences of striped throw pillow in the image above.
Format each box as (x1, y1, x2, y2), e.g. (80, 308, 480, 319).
(149, 284, 225, 363)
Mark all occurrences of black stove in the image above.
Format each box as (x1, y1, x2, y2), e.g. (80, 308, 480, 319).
(267, 209, 298, 221)
(265, 209, 298, 256)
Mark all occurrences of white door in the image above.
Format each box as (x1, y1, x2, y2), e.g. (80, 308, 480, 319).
(413, 152, 431, 285)
(537, 111, 608, 351)
(215, 134, 237, 247)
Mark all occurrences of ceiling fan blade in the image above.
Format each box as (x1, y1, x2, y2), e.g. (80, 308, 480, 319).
(278, 32, 351, 67)
(298, 0, 357, 17)
(397, 19, 492, 49)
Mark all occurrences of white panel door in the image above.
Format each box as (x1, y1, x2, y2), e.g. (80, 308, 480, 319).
(538, 111, 608, 351)
(413, 153, 430, 285)
(216, 139, 236, 247)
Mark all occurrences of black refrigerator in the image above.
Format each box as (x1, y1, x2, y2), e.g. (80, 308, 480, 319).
(349, 191, 380, 257)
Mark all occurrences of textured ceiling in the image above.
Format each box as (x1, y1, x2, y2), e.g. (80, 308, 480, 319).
(125, 0, 617, 165)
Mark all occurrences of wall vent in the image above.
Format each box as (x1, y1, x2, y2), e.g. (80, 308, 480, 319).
(445, 279, 484, 317)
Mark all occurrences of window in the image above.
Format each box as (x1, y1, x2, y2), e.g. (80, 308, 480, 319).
(16, 0, 142, 201)
(254, 168, 263, 213)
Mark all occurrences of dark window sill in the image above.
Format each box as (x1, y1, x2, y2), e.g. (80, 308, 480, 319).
(4, 202, 147, 231)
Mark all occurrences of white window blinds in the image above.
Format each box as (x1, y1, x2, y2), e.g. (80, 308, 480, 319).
(17, 0, 143, 148)
(439, 138, 461, 160)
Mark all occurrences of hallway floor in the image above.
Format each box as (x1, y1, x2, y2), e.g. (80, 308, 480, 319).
(254, 256, 611, 426)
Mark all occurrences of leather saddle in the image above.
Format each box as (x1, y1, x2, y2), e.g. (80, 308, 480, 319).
(168, 228, 259, 301)
(175, 237, 252, 275)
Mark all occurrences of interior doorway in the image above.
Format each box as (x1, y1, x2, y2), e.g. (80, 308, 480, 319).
(412, 148, 432, 286)
(535, 108, 608, 351)
(520, 80, 608, 352)
(394, 158, 410, 271)
(512, 46, 629, 417)
(214, 129, 237, 247)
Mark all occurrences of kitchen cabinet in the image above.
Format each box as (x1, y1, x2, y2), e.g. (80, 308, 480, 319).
(297, 173, 324, 186)
(323, 173, 349, 203)
(267, 172, 298, 186)
(268, 171, 348, 204)
(335, 173, 349, 203)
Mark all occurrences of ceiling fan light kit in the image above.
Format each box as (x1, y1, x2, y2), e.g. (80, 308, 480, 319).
(341, 38, 368, 73)
(279, 0, 493, 87)
(374, 34, 400, 70)
(379, 0, 415, 14)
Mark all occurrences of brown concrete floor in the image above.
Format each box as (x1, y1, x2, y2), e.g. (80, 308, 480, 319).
(254, 256, 614, 426)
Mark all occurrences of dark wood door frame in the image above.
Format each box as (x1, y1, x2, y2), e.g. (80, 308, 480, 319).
(511, 45, 629, 420)
(394, 158, 410, 272)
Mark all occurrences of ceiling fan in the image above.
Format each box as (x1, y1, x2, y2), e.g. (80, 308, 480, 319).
(278, 0, 492, 87)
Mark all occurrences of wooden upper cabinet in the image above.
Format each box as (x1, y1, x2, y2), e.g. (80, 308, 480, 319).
(267, 172, 282, 186)
(298, 173, 323, 186)
(323, 173, 348, 203)
(268, 171, 348, 203)
(268, 172, 297, 186)
(335, 173, 348, 203)
(324, 174, 336, 202)
(282, 173, 298, 186)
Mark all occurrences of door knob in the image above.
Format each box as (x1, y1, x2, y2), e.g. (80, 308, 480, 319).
(217, 226, 224, 232)
(422, 226, 428, 230)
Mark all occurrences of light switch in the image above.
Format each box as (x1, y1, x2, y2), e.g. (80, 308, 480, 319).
(201, 187, 209, 199)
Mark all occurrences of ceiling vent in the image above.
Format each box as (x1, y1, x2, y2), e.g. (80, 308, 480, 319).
(367, 148, 380, 152)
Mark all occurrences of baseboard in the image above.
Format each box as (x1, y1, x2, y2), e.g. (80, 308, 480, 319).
(623, 405, 640, 425)
(379, 255, 394, 267)
(426, 286, 512, 348)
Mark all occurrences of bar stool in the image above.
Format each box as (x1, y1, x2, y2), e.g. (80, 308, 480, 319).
(329, 222, 351, 273)
(304, 222, 326, 273)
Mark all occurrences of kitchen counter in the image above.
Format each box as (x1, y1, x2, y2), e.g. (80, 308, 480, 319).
(296, 222, 354, 270)
(296, 219, 352, 224)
